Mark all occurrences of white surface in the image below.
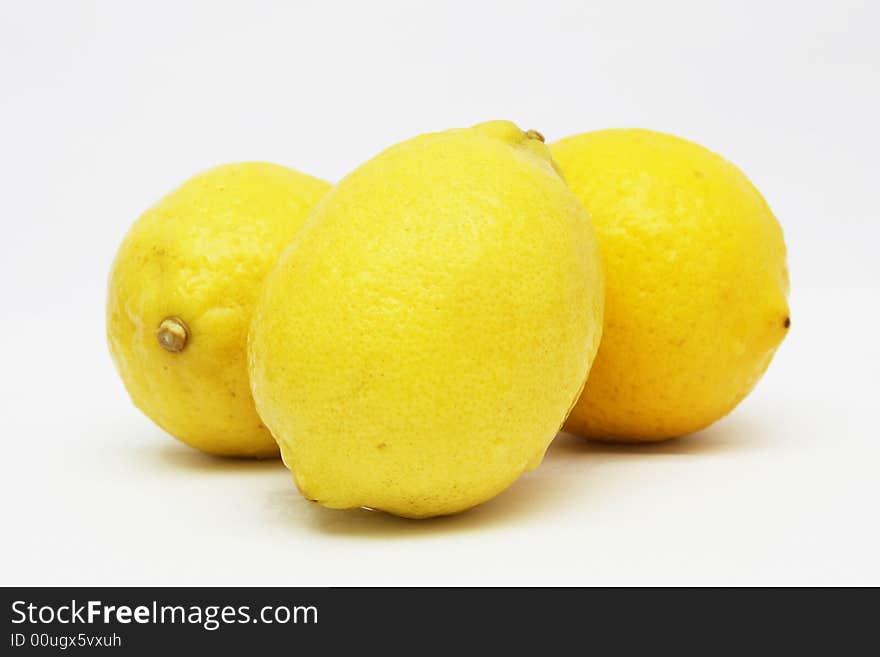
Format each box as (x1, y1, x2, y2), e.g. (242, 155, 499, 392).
(1, 0, 878, 586)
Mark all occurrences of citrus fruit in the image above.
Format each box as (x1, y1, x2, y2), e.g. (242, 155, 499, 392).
(551, 129, 790, 441)
(107, 162, 330, 456)
(249, 122, 604, 516)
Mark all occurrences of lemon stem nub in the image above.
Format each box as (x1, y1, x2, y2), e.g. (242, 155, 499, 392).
(158, 317, 189, 352)
(525, 129, 545, 143)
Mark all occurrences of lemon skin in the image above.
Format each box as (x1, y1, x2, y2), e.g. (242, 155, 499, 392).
(249, 121, 604, 517)
(107, 163, 330, 457)
(551, 129, 790, 441)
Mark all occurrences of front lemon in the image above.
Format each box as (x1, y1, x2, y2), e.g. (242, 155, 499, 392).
(551, 129, 790, 441)
(249, 121, 604, 518)
(107, 162, 330, 457)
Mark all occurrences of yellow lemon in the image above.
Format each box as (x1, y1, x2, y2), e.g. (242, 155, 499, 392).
(107, 162, 330, 457)
(551, 129, 790, 441)
(249, 121, 604, 517)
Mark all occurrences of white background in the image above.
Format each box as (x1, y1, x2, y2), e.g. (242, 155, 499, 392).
(1, 0, 878, 585)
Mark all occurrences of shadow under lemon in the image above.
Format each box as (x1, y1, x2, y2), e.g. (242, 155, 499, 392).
(146, 410, 762, 536)
(150, 441, 283, 475)
(552, 409, 768, 459)
(272, 411, 765, 536)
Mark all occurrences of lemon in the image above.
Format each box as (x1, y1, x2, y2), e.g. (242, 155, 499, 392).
(248, 121, 604, 517)
(550, 129, 790, 441)
(107, 162, 330, 457)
